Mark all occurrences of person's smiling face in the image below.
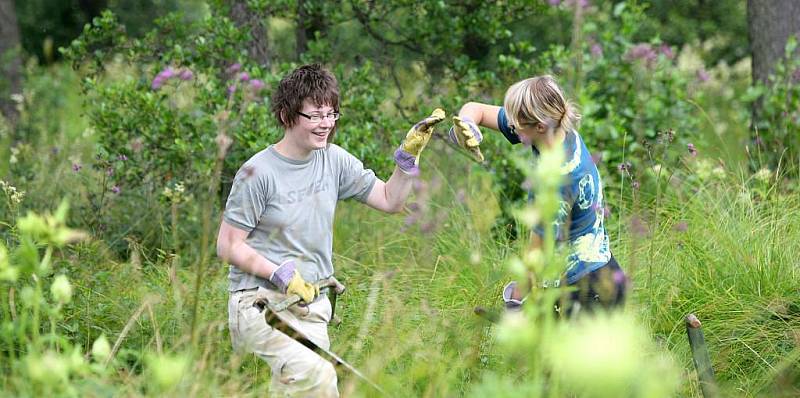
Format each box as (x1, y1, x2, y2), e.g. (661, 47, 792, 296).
(285, 100, 338, 153)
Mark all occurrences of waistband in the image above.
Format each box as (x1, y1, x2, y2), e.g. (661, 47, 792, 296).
(230, 286, 329, 304)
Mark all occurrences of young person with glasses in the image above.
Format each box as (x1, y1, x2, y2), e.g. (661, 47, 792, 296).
(449, 75, 627, 316)
(217, 64, 444, 396)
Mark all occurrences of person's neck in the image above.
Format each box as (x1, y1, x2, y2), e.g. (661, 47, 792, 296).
(531, 128, 566, 150)
(274, 137, 313, 160)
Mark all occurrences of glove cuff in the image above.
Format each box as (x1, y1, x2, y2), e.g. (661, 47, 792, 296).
(394, 147, 420, 176)
(269, 260, 296, 293)
(502, 281, 527, 310)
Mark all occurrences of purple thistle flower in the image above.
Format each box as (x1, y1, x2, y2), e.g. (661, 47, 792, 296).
(696, 68, 710, 83)
(249, 79, 265, 92)
(238, 72, 250, 82)
(630, 215, 648, 236)
(521, 179, 534, 191)
(111, 185, 121, 194)
(106, 167, 114, 176)
(456, 189, 467, 204)
(673, 221, 688, 232)
(687, 143, 697, 157)
(632, 180, 640, 190)
(617, 161, 631, 172)
(178, 69, 194, 81)
(72, 163, 82, 172)
(151, 76, 166, 90)
(117, 154, 128, 161)
(590, 43, 603, 58)
(627, 43, 657, 66)
(548, 0, 561, 5)
(227, 84, 237, 96)
(563, 0, 589, 7)
(658, 44, 674, 60)
(151, 66, 177, 90)
(226, 63, 241, 74)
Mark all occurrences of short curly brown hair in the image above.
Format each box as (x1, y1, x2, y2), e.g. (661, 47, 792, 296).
(271, 64, 340, 139)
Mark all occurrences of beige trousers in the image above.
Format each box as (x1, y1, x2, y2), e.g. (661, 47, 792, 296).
(228, 287, 339, 397)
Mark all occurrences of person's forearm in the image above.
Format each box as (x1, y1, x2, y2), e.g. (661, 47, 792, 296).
(218, 240, 277, 279)
(458, 102, 487, 126)
(382, 165, 415, 213)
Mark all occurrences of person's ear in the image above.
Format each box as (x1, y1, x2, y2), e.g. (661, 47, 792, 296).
(535, 122, 547, 135)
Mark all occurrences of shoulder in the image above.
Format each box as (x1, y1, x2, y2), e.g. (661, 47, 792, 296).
(322, 143, 362, 164)
(323, 143, 349, 157)
(236, 147, 276, 180)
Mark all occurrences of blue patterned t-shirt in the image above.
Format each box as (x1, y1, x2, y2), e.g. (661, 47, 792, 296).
(498, 108, 612, 284)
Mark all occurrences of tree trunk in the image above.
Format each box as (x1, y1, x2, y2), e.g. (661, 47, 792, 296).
(295, 0, 329, 60)
(747, 0, 800, 85)
(229, 0, 271, 69)
(296, 0, 308, 59)
(0, 0, 23, 125)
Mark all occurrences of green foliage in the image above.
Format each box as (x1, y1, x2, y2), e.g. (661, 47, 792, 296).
(639, 0, 749, 65)
(4, 1, 800, 396)
(14, 0, 187, 63)
(745, 35, 800, 176)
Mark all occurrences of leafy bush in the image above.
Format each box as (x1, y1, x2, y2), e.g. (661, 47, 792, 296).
(745, 35, 800, 176)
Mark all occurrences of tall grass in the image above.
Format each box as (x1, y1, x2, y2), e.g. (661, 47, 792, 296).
(2, 68, 799, 397)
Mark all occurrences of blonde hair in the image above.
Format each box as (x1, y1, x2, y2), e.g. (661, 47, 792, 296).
(503, 75, 581, 134)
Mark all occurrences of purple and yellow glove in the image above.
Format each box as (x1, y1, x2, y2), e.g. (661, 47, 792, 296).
(449, 116, 485, 163)
(269, 260, 319, 304)
(394, 108, 446, 176)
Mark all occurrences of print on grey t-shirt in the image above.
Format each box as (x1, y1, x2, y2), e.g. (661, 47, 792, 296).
(223, 144, 377, 292)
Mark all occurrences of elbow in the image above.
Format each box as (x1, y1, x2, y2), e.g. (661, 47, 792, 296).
(387, 202, 405, 214)
(460, 102, 479, 114)
(215, 242, 225, 262)
(216, 239, 230, 262)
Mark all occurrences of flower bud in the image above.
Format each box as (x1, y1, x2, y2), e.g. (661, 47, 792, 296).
(92, 334, 111, 362)
(51, 274, 73, 304)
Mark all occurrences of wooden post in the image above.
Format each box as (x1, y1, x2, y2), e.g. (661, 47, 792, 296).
(685, 314, 718, 398)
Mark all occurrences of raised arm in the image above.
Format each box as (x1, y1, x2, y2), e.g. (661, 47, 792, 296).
(364, 171, 412, 214)
(457, 102, 502, 131)
(366, 108, 445, 213)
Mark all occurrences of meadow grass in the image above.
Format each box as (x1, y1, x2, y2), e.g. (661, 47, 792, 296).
(2, 69, 799, 397)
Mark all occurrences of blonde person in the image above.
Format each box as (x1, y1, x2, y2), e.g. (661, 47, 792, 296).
(450, 75, 627, 315)
(217, 64, 444, 396)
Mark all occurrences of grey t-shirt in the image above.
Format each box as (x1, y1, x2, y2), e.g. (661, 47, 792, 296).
(223, 143, 377, 292)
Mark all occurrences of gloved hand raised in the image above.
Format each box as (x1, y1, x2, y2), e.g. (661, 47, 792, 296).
(394, 108, 446, 175)
(269, 260, 319, 304)
(449, 116, 485, 163)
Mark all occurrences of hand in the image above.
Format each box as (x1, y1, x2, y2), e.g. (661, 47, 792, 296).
(449, 116, 485, 163)
(394, 108, 446, 175)
(269, 260, 319, 304)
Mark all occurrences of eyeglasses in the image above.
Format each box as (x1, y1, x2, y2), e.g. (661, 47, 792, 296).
(298, 111, 340, 123)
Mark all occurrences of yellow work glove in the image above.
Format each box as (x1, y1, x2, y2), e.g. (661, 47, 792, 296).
(286, 273, 319, 304)
(449, 116, 485, 163)
(270, 260, 319, 304)
(394, 108, 446, 175)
